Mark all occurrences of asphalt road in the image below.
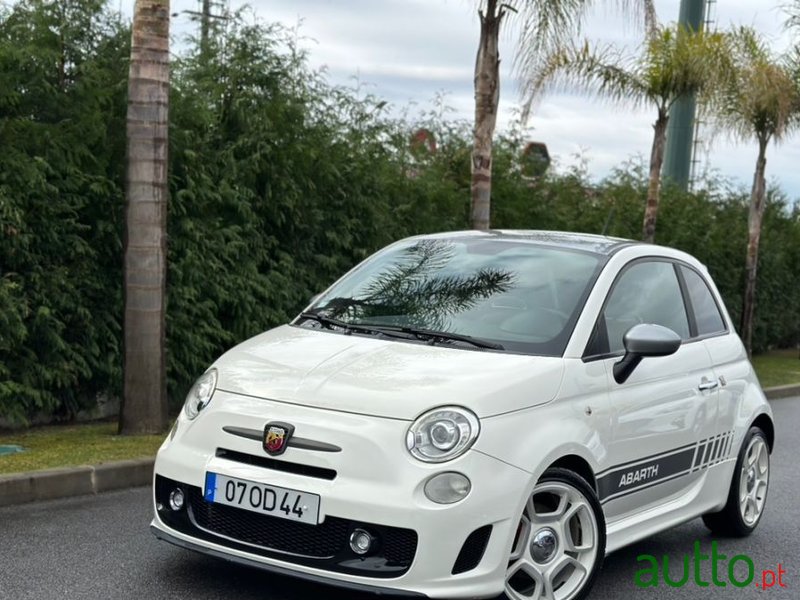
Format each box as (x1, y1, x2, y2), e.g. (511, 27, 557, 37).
(1, 399, 798, 600)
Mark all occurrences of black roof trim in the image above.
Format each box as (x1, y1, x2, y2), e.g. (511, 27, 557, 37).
(408, 230, 638, 256)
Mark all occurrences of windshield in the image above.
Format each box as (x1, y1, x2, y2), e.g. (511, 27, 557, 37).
(302, 237, 602, 356)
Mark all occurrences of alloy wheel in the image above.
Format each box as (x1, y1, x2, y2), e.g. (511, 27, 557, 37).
(505, 481, 599, 600)
(739, 435, 769, 526)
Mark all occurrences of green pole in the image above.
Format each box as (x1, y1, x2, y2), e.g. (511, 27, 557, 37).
(662, 0, 706, 191)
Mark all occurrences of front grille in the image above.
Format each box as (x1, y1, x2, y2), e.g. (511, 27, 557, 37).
(154, 479, 419, 578)
(452, 525, 492, 574)
(188, 487, 348, 557)
(216, 448, 337, 481)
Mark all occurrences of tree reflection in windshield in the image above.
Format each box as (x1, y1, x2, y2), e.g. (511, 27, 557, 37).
(316, 240, 516, 332)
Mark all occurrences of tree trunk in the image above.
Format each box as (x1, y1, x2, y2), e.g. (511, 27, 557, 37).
(741, 137, 769, 358)
(642, 110, 669, 243)
(201, 0, 211, 56)
(120, 0, 170, 435)
(471, 0, 503, 231)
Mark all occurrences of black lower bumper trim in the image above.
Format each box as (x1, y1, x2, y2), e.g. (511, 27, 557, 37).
(154, 475, 417, 577)
(151, 525, 427, 598)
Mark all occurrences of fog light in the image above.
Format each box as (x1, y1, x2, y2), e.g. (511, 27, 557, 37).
(169, 488, 185, 511)
(424, 472, 471, 504)
(349, 528, 374, 555)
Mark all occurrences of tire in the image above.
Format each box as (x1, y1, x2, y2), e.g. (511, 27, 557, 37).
(503, 468, 606, 600)
(702, 426, 770, 537)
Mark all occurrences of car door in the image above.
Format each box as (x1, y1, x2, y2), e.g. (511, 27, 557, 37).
(585, 259, 719, 522)
(679, 265, 743, 460)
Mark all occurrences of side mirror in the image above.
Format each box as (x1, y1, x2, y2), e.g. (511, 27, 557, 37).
(613, 324, 681, 384)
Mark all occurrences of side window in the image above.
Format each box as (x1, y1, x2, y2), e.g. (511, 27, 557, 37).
(603, 261, 690, 353)
(680, 266, 727, 336)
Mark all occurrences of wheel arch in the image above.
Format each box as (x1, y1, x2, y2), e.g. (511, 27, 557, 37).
(751, 412, 775, 452)
(547, 454, 597, 495)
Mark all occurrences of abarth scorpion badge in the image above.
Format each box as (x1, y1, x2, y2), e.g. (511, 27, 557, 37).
(263, 422, 295, 456)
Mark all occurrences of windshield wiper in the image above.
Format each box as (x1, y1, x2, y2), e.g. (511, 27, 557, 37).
(298, 312, 349, 330)
(350, 323, 505, 351)
(297, 313, 414, 340)
(398, 327, 505, 351)
(298, 313, 503, 350)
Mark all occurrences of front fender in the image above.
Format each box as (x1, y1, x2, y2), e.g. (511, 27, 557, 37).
(473, 400, 606, 486)
(473, 400, 608, 568)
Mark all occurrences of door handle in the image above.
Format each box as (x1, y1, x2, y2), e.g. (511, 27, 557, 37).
(698, 378, 719, 391)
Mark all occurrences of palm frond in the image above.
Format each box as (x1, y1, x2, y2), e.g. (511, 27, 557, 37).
(712, 26, 800, 144)
(645, 25, 730, 113)
(521, 38, 648, 120)
(510, 0, 659, 111)
(783, 0, 800, 31)
(611, 0, 659, 40)
(508, 0, 590, 59)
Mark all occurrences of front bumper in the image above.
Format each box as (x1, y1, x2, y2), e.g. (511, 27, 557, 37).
(150, 524, 426, 598)
(151, 390, 530, 599)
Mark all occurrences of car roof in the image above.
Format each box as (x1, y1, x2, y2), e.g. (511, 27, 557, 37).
(406, 230, 637, 256)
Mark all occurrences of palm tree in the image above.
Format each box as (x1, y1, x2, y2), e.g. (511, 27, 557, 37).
(523, 23, 727, 243)
(470, 0, 656, 231)
(714, 28, 800, 356)
(120, 0, 170, 435)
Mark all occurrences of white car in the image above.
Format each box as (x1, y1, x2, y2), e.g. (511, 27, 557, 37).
(151, 231, 774, 600)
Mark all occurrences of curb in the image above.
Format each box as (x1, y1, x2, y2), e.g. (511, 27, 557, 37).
(0, 458, 153, 508)
(1, 384, 799, 509)
(764, 383, 800, 400)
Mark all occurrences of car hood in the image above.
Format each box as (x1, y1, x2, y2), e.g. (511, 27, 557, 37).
(213, 325, 565, 420)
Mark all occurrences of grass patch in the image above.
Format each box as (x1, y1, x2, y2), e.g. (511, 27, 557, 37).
(752, 349, 800, 389)
(0, 421, 164, 475)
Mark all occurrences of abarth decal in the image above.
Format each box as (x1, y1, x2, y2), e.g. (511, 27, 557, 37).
(598, 447, 696, 503)
(618, 464, 659, 487)
(597, 431, 735, 504)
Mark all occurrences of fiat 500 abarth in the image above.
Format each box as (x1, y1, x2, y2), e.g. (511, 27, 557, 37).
(152, 231, 774, 600)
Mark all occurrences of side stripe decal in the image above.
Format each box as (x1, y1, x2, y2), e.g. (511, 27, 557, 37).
(701, 439, 712, 466)
(598, 448, 695, 503)
(598, 430, 735, 504)
(709, 436, 721, 463)
(594, 442, 697, 478)
(692, 443, 705, 471)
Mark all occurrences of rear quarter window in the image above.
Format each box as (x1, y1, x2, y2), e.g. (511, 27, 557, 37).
(680, 266, 727, 336)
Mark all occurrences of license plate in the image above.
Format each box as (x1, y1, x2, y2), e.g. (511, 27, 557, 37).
(203, 472, 320, 525)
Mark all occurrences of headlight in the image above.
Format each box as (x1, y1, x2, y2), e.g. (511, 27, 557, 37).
(183, 369, 217, 420)
(406, 406, 480, 463)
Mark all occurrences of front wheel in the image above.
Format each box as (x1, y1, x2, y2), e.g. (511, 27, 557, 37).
(702, 426, 770, 537)
(504, 468, 606, 600)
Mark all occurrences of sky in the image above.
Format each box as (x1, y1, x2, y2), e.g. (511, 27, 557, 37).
(127, 0, 800, 199)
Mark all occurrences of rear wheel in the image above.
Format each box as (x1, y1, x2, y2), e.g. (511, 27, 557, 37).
(702, 426, 770, 537)
(504, 468, 605, 600)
